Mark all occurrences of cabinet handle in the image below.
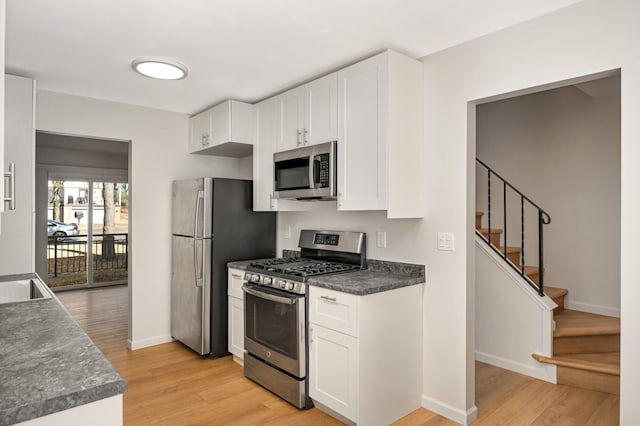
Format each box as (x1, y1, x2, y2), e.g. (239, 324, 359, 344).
(296, 129, 302, 146)
(320, 295, 337, 302)
(231, 273, 242, 279)
(337, 192, 342, 208)
(202, 132, 210, 146)
(3, 163, 16, 210)
(303, 128, 308, 145)
(309, 326, 313, 345)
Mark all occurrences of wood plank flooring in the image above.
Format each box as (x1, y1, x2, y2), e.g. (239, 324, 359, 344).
(57, 285, 619, 425)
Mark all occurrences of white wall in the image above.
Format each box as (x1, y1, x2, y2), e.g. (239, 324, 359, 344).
(36, 90, 252, 349)
(0, 75, 35, 274)
(281, 0, 640, 423)
(475, 238, 556, 383)
(476, 84, 621, 317)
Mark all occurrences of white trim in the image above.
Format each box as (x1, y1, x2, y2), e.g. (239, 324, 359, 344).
(422, 395, 478, 425)
(127, 334, 173, 350)
(475, 235, 556, 311)
(566, 300, 620, 318)
(475, 350, 557, 383)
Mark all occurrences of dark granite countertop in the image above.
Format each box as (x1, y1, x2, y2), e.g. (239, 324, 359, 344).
(0, 273, 127, 425)
(227, 259, 253, 270)
(308, 259, 425, 295)
(308, 261, 425, 296)
(228, 255, 425, 296)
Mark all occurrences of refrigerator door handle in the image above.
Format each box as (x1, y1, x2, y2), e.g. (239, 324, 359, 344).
(194, 190, 204, 287)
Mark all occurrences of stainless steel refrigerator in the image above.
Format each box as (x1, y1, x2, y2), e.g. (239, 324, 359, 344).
(171, 178, 276, 357)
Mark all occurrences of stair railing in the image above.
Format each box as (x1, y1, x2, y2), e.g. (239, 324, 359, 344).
(476, 158, 551, 296)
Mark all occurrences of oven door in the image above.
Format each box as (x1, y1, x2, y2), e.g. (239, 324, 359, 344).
(243, 283, 306, 378)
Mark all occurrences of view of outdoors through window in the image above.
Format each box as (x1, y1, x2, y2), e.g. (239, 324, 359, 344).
(47, 180, 129, 288)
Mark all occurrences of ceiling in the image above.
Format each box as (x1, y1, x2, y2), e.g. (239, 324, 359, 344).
(6, 0, 583, 115)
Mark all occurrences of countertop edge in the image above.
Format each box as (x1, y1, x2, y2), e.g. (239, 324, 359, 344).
(3, 380, 127, 426)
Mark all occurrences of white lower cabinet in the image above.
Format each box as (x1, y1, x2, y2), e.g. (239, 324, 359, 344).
(309, 323, 358, 422)
(228, 296, 244, 361)
(308, 285, 423, 425)
(227, 268, 245, 363)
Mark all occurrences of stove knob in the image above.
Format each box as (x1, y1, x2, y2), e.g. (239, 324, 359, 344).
(251, 274, 260, 283)
(280, 281, 287, 289)
(286, 282, 295, 291)
(262, 276, 273, 286)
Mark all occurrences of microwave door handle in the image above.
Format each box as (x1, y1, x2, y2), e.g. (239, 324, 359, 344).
(309, 156, 316, 189)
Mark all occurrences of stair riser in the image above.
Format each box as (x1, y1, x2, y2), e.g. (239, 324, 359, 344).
(552, 295, 565, 311)
(475, 215, 482, 230)
(557, 366, 619, 395)
(506, 251, 521, 268)
(554, 335, 620, 355)
(526, 271, 540, 285)
(480, 231, 501, 249)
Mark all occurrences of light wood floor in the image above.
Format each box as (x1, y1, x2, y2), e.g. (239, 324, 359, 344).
(57, 285, 619, 425)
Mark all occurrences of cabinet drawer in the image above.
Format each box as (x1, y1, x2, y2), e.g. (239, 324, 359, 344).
(309, 287, 358, 337)
(228, 268, 245, 299)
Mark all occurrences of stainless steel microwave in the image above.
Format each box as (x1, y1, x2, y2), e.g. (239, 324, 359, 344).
(273, 141, 336, 200)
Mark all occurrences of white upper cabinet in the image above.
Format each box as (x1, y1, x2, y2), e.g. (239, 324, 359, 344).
(275, 86, 305, 152)
(337, 50, 424, 218)
(189, 100, 253, 157)
(275, 73, 338, 152)
(304, 73, 338, 147)
(253, 98, 277, 212)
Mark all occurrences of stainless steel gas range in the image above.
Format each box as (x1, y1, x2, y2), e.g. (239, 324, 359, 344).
(242, 229, 366, 408)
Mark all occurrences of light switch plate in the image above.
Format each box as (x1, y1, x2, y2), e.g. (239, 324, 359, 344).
(283, 225, 291, 239)
(437, 232, 454, 251)
(376, 231, 387, 248)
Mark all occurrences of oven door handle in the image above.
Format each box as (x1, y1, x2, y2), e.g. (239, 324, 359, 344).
(243, 286, 297, 305)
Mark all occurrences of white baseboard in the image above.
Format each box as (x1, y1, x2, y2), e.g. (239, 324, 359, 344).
(127, 334, 173, 350)
(422, 395, 478, 425)
(475, 350, 556, 383)
(565, 300, 620, 318)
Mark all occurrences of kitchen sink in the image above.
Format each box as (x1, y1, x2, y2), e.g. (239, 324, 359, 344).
(0, 274, 52, 304)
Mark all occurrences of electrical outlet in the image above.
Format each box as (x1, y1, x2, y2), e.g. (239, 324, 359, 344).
(437, 232, 455, 251)
(376, 231, 387, 248)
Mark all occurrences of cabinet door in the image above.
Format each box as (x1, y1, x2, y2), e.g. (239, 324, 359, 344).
(304, 73, 337, 146)
(228, 296, 245, 359)
(210, 101, 231, 146)
(0, 2, 6, 227)
(227, 268, 245, 299)
(189, 109, 212, 152)
(253, 98, 277, 211)
(337, 53, 387, 211)
(275, 86, 305, 152)
(309, 323, 357, 422)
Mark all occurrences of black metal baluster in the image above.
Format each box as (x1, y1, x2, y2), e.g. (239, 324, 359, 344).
(538, 210, 544, 296)
(54, 238, 58, 277)
(520, 196, 525, 276)
(503, 181, 507, 260)
(487, 169, 492, 245)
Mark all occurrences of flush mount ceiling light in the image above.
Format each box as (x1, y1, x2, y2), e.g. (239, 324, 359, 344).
(131, 57, 188, 80)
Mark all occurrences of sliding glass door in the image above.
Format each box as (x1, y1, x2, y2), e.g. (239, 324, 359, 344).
(46, 178, 128, 290)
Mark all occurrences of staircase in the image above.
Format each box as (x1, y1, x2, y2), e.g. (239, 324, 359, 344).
(476, 210, 620, 394)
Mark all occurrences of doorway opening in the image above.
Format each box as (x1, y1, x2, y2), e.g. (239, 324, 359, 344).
(472, 70, 621, 414)
(35, 132, 130, 292)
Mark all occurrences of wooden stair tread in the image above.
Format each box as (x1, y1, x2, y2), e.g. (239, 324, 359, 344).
(532, 352, 620, 376)
(544, 286, 568, 300)
(554, 309, 620, 337)
(478, 228, 503, 235)
(523, 266, 539, 275)
(504, 246, 520, 254)
(476, 212, 484, 217)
